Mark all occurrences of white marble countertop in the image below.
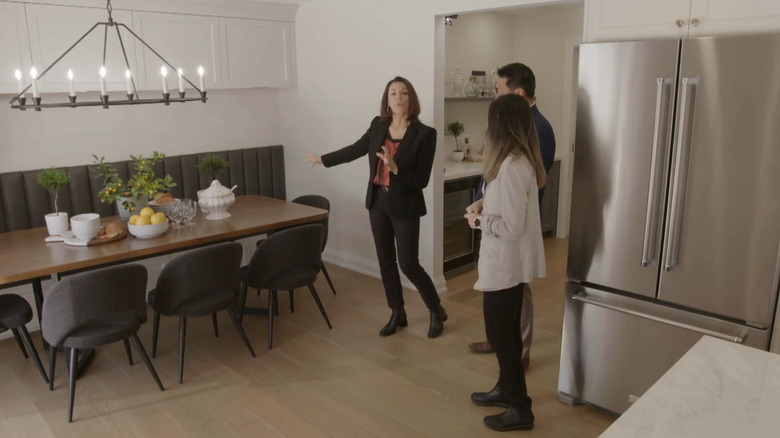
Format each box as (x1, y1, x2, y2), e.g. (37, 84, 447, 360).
(600, 336, 780, 438)
(443, 160, 482, 181)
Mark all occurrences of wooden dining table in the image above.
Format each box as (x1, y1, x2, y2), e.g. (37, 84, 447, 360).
(0, 194, 328, 330)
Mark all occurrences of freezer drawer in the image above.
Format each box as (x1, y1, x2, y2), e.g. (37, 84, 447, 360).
(558, 284, 770, 414)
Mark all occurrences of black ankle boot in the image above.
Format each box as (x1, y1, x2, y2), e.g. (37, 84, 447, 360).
(471, 386, 509, 407)
(379, 308, 407, 337)
(427, 305, 448, 338)
(483, 405, 534, 431)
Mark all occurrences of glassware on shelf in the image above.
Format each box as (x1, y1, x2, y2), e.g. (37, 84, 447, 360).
(450, 66, 465, 97)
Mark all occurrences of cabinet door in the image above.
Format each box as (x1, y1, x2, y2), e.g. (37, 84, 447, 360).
(132, 12, 221, 92)
(0, 2, 31, 96)
(220, 18, 294, 88)
(585, 0, 690, 42)
(26, 4, 136, 94)
(689, 0, 780, 37)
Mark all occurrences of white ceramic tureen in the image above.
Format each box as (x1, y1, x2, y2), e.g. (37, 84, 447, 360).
(197, 180, 236, 220)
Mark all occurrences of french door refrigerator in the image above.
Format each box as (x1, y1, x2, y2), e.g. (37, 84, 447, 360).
(559, 34, 780, 414)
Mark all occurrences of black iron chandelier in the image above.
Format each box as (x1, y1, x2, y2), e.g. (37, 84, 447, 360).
(9, 0, 207, 111)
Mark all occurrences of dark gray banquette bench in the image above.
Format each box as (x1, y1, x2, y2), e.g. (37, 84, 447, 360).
(0, 145, 286, 233)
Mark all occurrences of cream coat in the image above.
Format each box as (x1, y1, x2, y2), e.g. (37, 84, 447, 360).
(474, 154, 546, 292)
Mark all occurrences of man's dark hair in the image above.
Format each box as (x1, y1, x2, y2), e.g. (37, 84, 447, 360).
(497, 62, 536, 98)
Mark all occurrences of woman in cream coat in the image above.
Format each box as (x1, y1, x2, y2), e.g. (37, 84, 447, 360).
(464, 94, 546, 432)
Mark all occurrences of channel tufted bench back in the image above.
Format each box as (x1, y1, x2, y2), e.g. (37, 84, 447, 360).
(0, 145, 286, 233)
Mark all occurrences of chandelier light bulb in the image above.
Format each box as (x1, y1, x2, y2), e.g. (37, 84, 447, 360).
(67, 69, 75, 97)
(67, 69, 74, 80)
(29, 67, 40, 98)
(99, 66, 107, 96)
(125, 69, 132, 95)
(30, 67, 38, 79)
(197, 65, 205, 92)
(15, 69, 22, 81)
(177, 68, 184, 93)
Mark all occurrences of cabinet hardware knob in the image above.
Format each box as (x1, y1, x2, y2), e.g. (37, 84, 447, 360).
(675, 19, 685, 28)
(691, 18, 700, 27)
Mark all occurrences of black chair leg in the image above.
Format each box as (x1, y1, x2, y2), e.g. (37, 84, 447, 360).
(67, 347, 78, 422)
(226, 308, 256, 357)
(289, 290, 295, 313)
(308, 284, 333, 329)
(12, 328, 29, 358)
(178, 317, 187, 384)
(268, 290, 276, 350)
(212, 313, 220, 337)
(238, 283, 249, 325)
(152, 311, 160, 358)
(48, 346, 57, 390)
(129, 334, 165, 392)
(123, 338, 134, 365)
(19, 326, 49, 384)
(321, 264, 337, 295)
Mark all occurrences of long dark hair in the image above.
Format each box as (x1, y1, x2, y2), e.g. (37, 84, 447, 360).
(483, 94, 546, 188)
(379, 76, 421, 123)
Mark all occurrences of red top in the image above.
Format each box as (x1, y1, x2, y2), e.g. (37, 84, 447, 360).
(373, 137, 401, 187)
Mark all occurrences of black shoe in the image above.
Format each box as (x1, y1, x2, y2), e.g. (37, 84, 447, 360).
(483, 406, 534, 432)
(470, 386, 509, 407)
(379, 308, 407, 337)
(427, 305, 448, 338)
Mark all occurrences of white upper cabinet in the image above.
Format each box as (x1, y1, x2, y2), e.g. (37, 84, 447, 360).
(586, 0, 780, 42)
(26, 4, 136, 94)
(131, 11, 221, 93)
(219, 18, 295, 89)
(0, 2, 32, 96)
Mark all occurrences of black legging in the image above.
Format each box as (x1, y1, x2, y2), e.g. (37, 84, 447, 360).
(483, 282, 532, 408)
(368, 186, 440, 310)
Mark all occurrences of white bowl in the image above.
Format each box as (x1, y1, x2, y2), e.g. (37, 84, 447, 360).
(70, 213, 101, 241)
(127, 220, 169, 239)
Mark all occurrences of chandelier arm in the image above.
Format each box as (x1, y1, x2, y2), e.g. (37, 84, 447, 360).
(103, 21, 109, 68)
(118, 23, 203, 93)
(9, 22, 104, 104)
(114, 23, 138, 98)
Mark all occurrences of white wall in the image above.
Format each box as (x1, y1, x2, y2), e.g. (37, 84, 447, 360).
(0, 88, 282, 172)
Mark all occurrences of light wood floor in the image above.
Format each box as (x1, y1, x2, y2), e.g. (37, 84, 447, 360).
(0, 238, 616, 437)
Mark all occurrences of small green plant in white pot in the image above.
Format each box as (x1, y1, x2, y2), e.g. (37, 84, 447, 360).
(37, 167, 71, 235)
(447, 120, 465, 162)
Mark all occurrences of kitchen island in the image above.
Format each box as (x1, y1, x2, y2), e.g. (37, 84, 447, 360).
(600, 336, 780, 438)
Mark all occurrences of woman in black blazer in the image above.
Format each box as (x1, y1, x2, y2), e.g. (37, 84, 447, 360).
(305, 76, 447, 339)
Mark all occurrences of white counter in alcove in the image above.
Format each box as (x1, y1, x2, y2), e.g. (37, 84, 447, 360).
(600, 336, 780, 438)
(443, 160, 482, 181)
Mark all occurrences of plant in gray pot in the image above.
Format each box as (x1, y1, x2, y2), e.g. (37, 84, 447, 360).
(37, 167, 71, 236)
(196, 153, 236, 220)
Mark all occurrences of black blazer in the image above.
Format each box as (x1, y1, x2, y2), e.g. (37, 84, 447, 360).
(321, 116, 437, 220)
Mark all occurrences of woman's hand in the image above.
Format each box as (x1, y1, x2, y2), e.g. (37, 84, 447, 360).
(464, 212, 481, 229)
(305, 152, 323, 167)
(376, 146, 398, 175)
(466, 199, 483, 214)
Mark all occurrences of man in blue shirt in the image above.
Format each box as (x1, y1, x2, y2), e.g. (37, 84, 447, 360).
(467, 63, 556, 369)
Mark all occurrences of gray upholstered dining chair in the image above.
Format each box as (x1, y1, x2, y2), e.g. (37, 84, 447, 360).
(290, 195, 337, 296)
(148, 242, 255, 384)
(42, 264, 165, 422)
(0, 293, 49, 383)
(240, 223, 332, 349)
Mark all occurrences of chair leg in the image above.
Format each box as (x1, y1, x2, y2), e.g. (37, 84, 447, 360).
(239, 283, 249, 325)
(226, 308, 256, 357)
(289, 290, 295, 313)
(19, 326, 49, 384)
(178, 317, 187, 384)
(129, 334, 165, 392)
(67, 347, 78, 422)
(123, 338, 134, 365)
(212, 313, 220, 338)
(308, 284, 333, 329)
(48, 345, 57, 390)
(11, 328, 29, 358)
(268, 290, 276, 350)
(321, 264, 337, 295)
(152, 311, 160, 358)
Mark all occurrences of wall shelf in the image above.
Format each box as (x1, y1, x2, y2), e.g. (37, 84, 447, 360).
(445, 96, 493, 102)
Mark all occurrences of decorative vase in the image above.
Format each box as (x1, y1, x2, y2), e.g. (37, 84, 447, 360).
(44, 212, 69, 236)
(451, 151, 465, 162)
(116, 196, 148, 220)
(197, 180, 236, 220)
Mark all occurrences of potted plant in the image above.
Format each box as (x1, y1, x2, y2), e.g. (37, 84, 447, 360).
(37, 167, 71, 235)
(447, 120, 465, 162)
(195, 152, 236, 220)
(91, 151, 177, 219)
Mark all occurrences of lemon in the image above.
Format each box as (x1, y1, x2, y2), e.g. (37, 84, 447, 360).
(150, 212, 167, 224)
(140, 207, 155, 217)
(129, 214, 141, 225)
(135, 215, 151, 225)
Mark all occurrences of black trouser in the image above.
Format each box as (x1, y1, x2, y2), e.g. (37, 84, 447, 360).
(368, 186, 440, 310)
(483, 282, 531, 409)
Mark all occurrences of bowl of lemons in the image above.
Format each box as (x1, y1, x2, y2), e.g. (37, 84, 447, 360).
(127, 207, 169, 239)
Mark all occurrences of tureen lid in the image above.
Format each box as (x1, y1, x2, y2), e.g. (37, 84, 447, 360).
(200, 180, 235, 198)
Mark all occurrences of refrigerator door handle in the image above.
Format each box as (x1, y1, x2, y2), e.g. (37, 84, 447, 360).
(570, 291, 746, 343)
(664, 77, 698, 271)
(642, 78, 673, 267)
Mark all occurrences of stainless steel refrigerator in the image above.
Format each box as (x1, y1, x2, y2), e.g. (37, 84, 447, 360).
(558, 34, 780, 414)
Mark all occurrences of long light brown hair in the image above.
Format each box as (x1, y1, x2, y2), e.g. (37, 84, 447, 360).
(379, 76, 421, 123)
(483, 94, 546, 188)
